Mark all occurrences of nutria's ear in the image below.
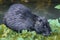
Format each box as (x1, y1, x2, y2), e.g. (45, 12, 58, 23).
(37, 16, 46, 21)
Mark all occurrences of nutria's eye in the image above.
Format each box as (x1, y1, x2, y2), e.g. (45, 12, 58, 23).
(39, 19, 42, 22)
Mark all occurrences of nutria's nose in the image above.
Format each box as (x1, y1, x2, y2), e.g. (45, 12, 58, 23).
(42, 32, 51, 36)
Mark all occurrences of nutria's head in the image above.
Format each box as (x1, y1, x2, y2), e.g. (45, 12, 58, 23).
(34, 16, 51, 36)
